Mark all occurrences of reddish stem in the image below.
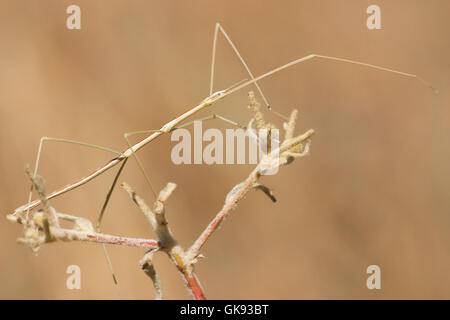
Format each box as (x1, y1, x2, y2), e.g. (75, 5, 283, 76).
(183, 271, 206, 300)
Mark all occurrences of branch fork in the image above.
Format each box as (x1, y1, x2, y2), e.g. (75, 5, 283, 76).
(7, 92, 313, 300)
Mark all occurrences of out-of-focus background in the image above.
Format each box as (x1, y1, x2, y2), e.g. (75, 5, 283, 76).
(0, 0, 449, 299)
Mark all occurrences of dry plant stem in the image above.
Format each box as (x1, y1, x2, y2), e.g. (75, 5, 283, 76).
(284, 110, 298, 142)
(24, 165, 58, 233)
(6, 22, 436, 298)
(50, 227, 160, 249)
(186, 129, 315, 263)
(122, 182, 206, 300)
(8, 213, 160, 249)
(10, 92, 313, 299)
(8, 171, 160, 251)
(140, 251, 162, 300)
(56, 229, 160, 248)
(122, 93, 314, 298)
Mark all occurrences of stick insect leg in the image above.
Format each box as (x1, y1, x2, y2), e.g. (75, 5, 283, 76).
(210, 23, 289, 120)
(95, 158, 129, 285)
(123, 131, 162, 199)
(26, 137, 121, 222)
(26, 137, 123, 284)
(174, 114, 246, 130)
(97, 129, 166, 285)
(124, 115, 245, 143)
(225, 54, 438, 97)
(122, 114, 245, 200)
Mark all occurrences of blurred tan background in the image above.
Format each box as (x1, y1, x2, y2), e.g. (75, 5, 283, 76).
(1, 0, 449, 299)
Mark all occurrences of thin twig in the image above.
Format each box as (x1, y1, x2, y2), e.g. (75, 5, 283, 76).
(122, 182, 206, 300)
(11, 215, 160, 249)
(140, 250, 162, 300)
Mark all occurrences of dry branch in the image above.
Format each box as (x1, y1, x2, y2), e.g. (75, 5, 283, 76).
(7, 92, 313, 300)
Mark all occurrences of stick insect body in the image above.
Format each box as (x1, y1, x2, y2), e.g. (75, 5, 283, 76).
(15, 86, 230, 216)
(14, 56, 434, 215)
(8, 23, 436, 284)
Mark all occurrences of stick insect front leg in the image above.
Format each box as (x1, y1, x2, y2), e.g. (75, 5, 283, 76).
(225, 53, 438, 97)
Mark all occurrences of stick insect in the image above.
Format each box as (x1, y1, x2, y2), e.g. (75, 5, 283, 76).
(9, 23, 435, 284)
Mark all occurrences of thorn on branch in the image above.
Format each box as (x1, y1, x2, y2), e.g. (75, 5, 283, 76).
(254, 183, 277, 203)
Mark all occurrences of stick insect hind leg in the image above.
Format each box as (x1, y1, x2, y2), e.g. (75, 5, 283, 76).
(23, 136, 125, 284)
(25, 137, 122, 223)
(211, 23, 290, 121)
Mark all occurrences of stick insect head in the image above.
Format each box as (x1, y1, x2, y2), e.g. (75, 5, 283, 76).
(203, 79, 248, 106)
(202, 89, 227, 106)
